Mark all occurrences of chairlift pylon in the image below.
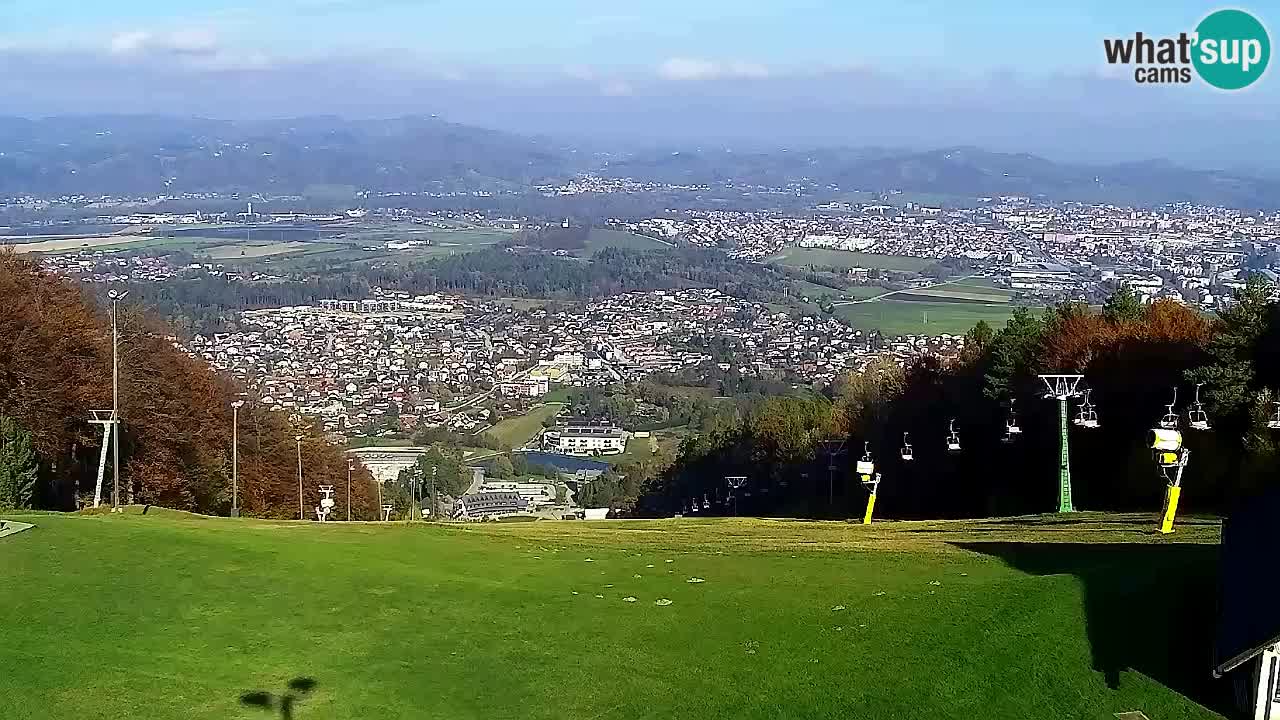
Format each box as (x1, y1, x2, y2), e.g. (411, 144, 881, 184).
(1187, 383, 1211, 431)
(946, 419, 962, 453)
(900, 432, 914, 461)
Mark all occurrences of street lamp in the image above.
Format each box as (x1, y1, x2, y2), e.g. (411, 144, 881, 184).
(346, 457, 354, 521)
(231, 399, 245, 517)
(107, 288, 128, 512)
(430, 465, 438, 521)
(295, 435, 304, 520)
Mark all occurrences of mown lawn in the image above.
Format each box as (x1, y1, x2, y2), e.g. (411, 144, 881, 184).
(834, 299, 1019, 335)
(485, 403, 563, 448)
(0, 511, 1228, 720)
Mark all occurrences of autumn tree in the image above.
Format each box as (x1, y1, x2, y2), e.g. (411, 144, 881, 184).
(0, 250, 380, 518)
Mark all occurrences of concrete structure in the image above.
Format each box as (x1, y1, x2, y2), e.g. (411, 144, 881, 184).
(345, 446, 428, 484)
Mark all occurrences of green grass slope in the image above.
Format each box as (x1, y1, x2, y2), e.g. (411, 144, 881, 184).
(0, 512, 1227, 720)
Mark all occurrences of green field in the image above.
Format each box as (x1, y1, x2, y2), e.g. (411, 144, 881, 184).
(0, 511, 1228, 720)
(834, 300, 1019, 335)
(485, 403, 563, 447)
(769, 248, 932, 272)
(575, 229, 672, 256)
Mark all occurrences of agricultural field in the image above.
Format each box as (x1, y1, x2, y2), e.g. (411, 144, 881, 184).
(0, 510, 1228, 720)
(574, 229, 673, 256)
(2, 234, 150, 253)
(204, 241, 330, 259)
(484, 403, 564, 448)
(833, 300, 1019, 336)
(769, 247, 932, 272)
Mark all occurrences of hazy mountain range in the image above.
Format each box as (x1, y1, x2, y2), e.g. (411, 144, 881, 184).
(0, 115, 1276, 209)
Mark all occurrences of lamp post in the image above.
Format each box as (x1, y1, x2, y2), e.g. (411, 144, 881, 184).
(430, 465, 438, 521)
(295, 435, 304, 520)
(346, 458, 354, 521)
(375, 465, 383, 520)
(107, 288, 128, 511)
(231, 400, 244, 517)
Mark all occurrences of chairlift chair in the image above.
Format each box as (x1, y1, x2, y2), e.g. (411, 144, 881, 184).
(1072, 389, 1100, 429)
(946, 419, 962, 453)
(899, 432, 914, 461)
(1005, 400, 1022, 436)
(1187, 383, 1211, 431)
(1269, 401, 1280, 430)
(855, 441, 876, 480)
(1159, 387, 1180, 430)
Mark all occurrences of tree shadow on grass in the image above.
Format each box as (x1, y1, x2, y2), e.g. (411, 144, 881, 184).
(241, 677, 317, 720)
(954, 542, 1231, 716)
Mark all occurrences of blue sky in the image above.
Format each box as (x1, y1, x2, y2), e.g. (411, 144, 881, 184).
(1, 1, 1278, 167)
(0, 0, 1241, 70)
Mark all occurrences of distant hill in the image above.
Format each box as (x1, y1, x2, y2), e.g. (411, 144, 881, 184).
(600, 145, 1280, 208)
(0, 114, 576, 197)
(1, 115, 1277, 208)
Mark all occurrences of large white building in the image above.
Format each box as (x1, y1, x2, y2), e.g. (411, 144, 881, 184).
(544, 419, 627, 456)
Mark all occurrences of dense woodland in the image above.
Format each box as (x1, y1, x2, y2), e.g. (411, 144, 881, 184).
(0, 252, 381, 518)
(633, 282, 1280, 519)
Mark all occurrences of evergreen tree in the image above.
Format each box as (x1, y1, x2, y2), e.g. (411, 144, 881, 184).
(1101, 285, 1144, 324)
(1187, 275, 1274, 419)
(983, 307, 1045, 402)
(0, 415, 38, 509)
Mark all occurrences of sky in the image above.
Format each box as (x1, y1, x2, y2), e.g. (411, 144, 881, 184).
(1, 1, 1279, 167)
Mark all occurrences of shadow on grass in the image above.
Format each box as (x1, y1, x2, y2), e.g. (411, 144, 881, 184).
(955, 542, 1231, 716)
(241, 677, 317, 720)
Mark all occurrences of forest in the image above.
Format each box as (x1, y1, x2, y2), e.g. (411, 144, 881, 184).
(632, 281, 1280, 519)
(0, 251, 381, 518)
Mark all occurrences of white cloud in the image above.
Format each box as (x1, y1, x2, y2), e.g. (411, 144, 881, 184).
(105, 28, 272, 72)
(658, 57, 769, 81)
(109, 28, 220, 57)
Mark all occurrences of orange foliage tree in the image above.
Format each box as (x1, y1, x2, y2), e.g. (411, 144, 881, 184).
(0, 251, 379, 517)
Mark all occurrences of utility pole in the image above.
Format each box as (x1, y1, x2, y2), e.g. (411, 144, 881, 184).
(346, 458, 354, 521)
(108, 289, 128, 511)
(231, 400, 244, 517)
(295, 435, 304, 520)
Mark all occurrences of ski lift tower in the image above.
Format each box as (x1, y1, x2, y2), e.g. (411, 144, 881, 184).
(1039, 374, 1085, 513)
(87, 410, 117, 508)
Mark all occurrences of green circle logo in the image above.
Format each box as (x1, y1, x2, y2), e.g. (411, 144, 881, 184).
(1193, 9, 1270, 90)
